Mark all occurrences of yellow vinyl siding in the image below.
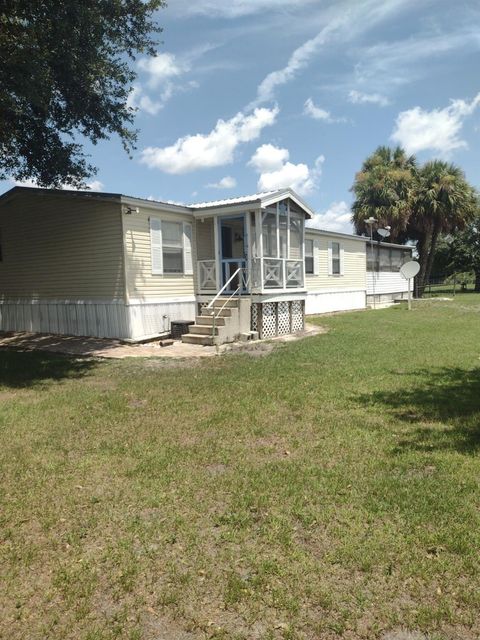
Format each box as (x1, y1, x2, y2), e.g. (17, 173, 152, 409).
(123, 207, 195, 299)
(195, 218, 215, 260)
(0, 193, 125, 299)
(305, 232, 366, 291)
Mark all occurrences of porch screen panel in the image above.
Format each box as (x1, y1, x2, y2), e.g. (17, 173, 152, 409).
(262, 211, 277, 257)
(279, 201, 288, 258)
(289, 217, 302, 259)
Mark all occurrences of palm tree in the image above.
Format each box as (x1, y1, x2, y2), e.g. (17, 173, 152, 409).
(411, 161, 479, 296)
(351, 146, 417, 242)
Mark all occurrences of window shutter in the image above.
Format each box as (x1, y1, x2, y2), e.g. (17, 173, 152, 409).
(328, 242, 333, 275)
(150, 217, 163, 275)
(183, 222, 193, 275)
(313, 239, 321, 275)
(340, 245, 345, 276)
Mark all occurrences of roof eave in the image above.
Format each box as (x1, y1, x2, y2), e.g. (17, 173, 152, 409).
(260, 188, 314, 219)
(305, 226, 368, 242)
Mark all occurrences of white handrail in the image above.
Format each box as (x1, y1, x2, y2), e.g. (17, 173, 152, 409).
(209, 268, 250, 343)
(207, 267, 242, 309)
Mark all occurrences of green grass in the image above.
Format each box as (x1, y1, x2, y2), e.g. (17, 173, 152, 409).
(1, 295, 480, 640)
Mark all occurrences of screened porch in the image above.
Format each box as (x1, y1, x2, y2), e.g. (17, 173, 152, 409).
(195, 197, 307, 295)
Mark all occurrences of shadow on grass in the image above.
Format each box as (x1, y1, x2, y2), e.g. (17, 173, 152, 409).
(0, 350, 97, 388)
(358, 367, 480, 455)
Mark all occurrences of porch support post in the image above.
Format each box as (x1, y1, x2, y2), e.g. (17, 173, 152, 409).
(256, 209, 264, 293)
(213, 216, 221, 291)
(246, 211, 252, 292)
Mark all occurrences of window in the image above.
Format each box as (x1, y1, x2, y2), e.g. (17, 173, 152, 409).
(150, 218, 192, 275)
(331, 241, 341, 275)
(305, 238, 314, 274)
(162, 221, 183, 273)
(368, 244, 412, 272)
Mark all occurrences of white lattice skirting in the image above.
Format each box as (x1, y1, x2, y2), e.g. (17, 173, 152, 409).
(252, 300, 305, 338)
(0, 298, 197, 341)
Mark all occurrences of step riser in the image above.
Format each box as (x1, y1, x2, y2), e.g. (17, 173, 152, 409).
(189, 326, 218, 336)
(212, 301, 239, 309)
(181, 334, 214, 346)
(196, 316, 226, 326)
(201, 308, 232, 318)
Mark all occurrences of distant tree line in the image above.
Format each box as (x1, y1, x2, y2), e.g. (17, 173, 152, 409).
(351, 146, 480, 296)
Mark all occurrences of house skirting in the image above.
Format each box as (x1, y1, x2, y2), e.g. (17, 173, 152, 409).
(305, 289, 366, 315)
(0, 297, 197, 341)
(126, 297, 196, 341)
(366, 291, 408, 305)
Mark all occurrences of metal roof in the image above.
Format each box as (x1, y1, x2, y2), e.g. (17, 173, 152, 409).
(189, 188, 315, 218)
(1, 186, 315, 219)
(189, 190, 278, 209)
(305, 226, 367, 242)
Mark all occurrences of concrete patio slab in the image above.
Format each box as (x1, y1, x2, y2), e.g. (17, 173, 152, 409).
(0, 323, 325, 360)
(0, 332, 216, 359)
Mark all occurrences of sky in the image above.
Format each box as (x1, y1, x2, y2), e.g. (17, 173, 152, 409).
(3, 0, 480, 233)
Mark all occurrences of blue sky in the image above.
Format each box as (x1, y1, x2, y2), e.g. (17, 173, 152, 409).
(4, 0, 480, 232)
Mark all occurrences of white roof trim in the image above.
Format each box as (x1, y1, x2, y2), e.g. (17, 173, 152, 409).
(189, 188, 314, 218)
(189, 190, 277, 209)
(121, 195, 192, 215)
(305, 227, 367, 242)
(260, 188, 315, 218)
(366, 239, 414, 250)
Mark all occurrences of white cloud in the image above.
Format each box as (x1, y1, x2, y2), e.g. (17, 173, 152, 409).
(249, 144, 324, 196)
(348, 90, 390, 107)
(140, 106, 279, 174)
(353, 27, 480, 92)
(249, 143, 290, 173)
(251, 23, 339, 107)
(145, 195, 186, 206)
(307, 201, 353, 234)
(131, 50, 206, 114)
(127, 86, 163, 116)
(10, 178, 104, 191)
(10, 178, 38, 188)
(249, 0, 418, 107)
(85, 180, 104, 191)
(171, 0, 318, 18)
(138, 53, 187, 89)
(206, 176, 237, 189)
(304, 98, 347, 123)
(391, 92, 480, 155)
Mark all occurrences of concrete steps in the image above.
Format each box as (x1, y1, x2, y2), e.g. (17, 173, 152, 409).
(181, 298, 241, 346)
(181, 334, 215, 346)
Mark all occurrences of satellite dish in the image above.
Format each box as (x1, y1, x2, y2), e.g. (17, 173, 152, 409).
(377, 228, 390, 239)
(400, 260, 420, 280)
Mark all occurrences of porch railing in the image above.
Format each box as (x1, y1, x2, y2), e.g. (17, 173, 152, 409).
(251, 258, 304, 291)
(197, 259, 217, 292)
(198, 257, 305, 294)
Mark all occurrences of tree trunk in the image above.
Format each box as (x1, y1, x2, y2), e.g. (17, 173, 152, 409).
(415, 225, 433, 298)
(424, 225, 441, 286)
(475, 270, 480, 292)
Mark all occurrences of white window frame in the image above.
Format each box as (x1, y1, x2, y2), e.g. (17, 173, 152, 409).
(150, 217, 193, 276)
(328, 241, 344, 276)
(305, 238, 314, 275)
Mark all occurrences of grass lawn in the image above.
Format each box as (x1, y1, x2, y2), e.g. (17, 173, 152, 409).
(1, 295, 480, 640)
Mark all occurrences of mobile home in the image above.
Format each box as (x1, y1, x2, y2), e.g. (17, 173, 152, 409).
(0, 187, 370, 344)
